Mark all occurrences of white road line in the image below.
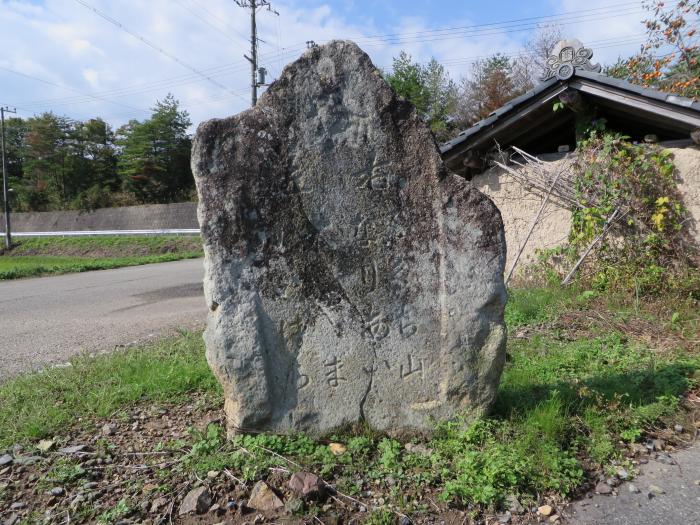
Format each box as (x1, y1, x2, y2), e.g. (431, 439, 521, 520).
(1, 229, 200, 237)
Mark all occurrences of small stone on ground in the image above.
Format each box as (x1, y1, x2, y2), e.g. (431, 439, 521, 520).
(647, 484, 665, 496)
(506, 494, 525, 514)
(538, 504, 553, 516)
(247, 481, 284, 511)
(595, 482, 613, 495)
(58, 445, 87, 455)
(178, 486, 211, 515)
(288, 471, 324, 497)
(36, 440, 55, 452)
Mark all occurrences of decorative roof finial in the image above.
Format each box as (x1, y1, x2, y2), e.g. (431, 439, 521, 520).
(541, 39, 601, 81)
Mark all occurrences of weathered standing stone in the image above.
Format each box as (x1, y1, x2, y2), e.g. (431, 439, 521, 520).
(192, 40, 507, 436)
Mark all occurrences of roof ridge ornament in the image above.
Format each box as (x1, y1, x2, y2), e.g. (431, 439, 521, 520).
(541, 38, 601, 81)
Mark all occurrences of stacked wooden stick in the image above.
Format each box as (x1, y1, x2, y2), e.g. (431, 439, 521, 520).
(493, 146, 625, 285)
(493, 146, 581, 211)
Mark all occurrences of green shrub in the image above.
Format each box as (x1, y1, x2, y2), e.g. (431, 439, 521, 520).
(569, 133, 698, 296)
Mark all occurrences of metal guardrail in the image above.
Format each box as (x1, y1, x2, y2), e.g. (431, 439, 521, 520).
(0, 229, 200, 237)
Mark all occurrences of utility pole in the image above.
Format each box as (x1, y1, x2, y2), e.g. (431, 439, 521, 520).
(1, 106, 16, 249)
(235, 0, 278, 106)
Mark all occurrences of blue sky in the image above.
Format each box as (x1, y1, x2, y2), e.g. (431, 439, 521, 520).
(0, 0, 650, 129)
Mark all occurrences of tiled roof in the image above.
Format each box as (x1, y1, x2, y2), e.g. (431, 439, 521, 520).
(440, 71, 700, 155)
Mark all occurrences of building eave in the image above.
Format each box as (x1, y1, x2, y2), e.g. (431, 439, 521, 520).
(440, 71, 700, 173)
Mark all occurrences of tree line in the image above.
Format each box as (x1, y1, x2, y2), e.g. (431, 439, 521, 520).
(385, 1, 699, 143)
(3, 1, 697, 213)
(2, 94, 193, 212)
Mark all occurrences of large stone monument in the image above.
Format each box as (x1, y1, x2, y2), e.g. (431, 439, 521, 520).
(192, 41, 507, 436)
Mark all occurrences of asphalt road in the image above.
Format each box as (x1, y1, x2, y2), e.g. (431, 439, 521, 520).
(0, 258, 207, 380)
(566, 443, 700, 524)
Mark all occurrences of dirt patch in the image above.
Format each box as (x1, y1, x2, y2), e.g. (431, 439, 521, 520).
(0, 394, 551, 525)
(2, 391, 698, 525)
(510, 294, 700, 355)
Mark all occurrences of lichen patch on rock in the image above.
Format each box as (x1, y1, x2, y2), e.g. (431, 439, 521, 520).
(192, 40, 507, 436)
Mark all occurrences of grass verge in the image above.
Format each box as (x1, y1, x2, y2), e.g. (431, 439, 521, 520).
(0, 331, 218, 446)
(1, 284, 698, 518)
(0, 235, 203, 279)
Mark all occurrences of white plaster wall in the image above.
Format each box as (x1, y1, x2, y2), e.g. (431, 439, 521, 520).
(472, 159, 572, 273)
(669, 146, 700, 260)
(472, 146, 700, 273)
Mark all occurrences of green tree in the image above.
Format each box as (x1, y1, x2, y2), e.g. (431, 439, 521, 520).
(386, 51, 429, 114)
(385, 53, 458, 141)
(0, 117, 27, 213)
(2, 117, 26, 181)
(67, 118, 120, 210)
(21, 112, 73, 210)
(116, 94, 193, 204)
(421, 58, 459, 141)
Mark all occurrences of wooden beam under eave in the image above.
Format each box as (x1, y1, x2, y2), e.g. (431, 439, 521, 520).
(570, 79, 700, 131)
(442, 83, 569, 170)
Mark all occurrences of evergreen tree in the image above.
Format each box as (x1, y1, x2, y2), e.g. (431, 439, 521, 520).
(385, 53, 458, 142)
(116, 94, 193, 204)
(22, 113, 72, 210)
(0, 117, 27, 212)
(68, 118, 120, 210)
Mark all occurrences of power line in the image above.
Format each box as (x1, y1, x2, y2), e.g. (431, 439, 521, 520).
(191, 0, 248, 40)
(26, 0, 653, 110)
(435, 35, 647, 69)
(18, 41, 302, 107)
(356, 6, 652, 47)
(4, 0, 669, 116)
(13, 45, 306, 110)
(172, 0, 245, 46)
(18, 65, 243, 108)
(273, 0, 679, 51)
(0, 65, 149, 114)
(357, 1, 651, 42)
(72, 0, 250, 106)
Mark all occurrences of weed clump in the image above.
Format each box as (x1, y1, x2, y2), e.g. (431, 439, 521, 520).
(569, 133, 698, 296)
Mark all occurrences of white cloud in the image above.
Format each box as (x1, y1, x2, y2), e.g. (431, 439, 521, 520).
(547, 0, 648, 64)
(0, 0, 650, 130)
(82, 68, 100, 88)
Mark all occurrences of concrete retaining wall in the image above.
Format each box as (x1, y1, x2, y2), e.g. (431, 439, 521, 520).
(0, 202, 198, 232)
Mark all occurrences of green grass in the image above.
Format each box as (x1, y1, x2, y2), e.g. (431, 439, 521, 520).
(0, 253, 202, 279)
(0, 331, 218, 446)
(158, 285, 699, 511)
(1, 283, 698, 513)
(6, 235, 202, 257)
(505, 285, 579, 328)
(0, 235, 203, 279)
